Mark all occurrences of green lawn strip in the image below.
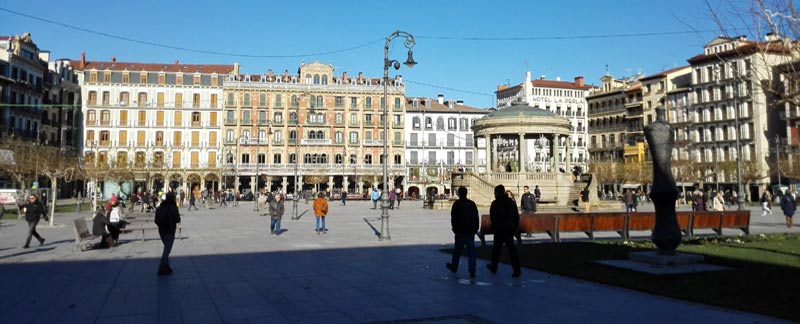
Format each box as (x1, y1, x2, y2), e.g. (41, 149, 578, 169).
(453, 234, 799, 321)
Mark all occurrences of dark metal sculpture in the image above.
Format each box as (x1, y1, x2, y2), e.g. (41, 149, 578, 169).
(644, 108, 681, 254)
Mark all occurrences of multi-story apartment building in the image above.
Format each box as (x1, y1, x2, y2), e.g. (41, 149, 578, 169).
(587, 73, 642, 162)
(222, 62, 406, 195)
(777, 63, 800, 188)
(0, 33, 48, 141)
(496, 72, 593, 170)
(43, 59, 81, 149)
(687, 35, 790, 196)
(72, 54, 235, 198)
(404, 95, 487, 196)
(625, 67, 691, 163)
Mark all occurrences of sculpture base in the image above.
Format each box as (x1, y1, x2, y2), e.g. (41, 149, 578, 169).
(597, 252, 730, 275)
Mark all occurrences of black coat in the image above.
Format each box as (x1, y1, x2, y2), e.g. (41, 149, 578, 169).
(490, 196, 519, 235)
(521, 192, 537, 212)
(450, 198, 479, 235)
(92, 212, 110, 236)
(154, 202, 181, 235)
(24, 200, 45, 222)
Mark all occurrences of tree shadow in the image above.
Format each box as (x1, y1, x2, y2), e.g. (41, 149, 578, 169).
(0, 247, 57, 260)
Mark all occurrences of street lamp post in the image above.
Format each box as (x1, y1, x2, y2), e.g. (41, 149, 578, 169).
(292, 106, 313, 220)
(775, 135, 782, 189)
(733, 81, 745, 210)
(712, 144, 719, 192)
(380, 30, 417, 241)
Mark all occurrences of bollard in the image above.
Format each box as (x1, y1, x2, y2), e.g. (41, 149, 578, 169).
(77, 200, 82, 213)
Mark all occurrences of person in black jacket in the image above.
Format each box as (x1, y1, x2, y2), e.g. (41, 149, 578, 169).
(520, 186, 537, 213)
(446, 187, 479, 278)
(22, 193, 47, 248)
(92, 206, 113, 249)
(487, 185, 521, 278)
(154, 192, 181, 275)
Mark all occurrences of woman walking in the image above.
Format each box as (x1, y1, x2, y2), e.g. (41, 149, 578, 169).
(781, 190, 796, 228)
(154, 192, 181, 276)
(760, 189, 772, 216)
(313, 192, 329, 234)
(269, 194, 285, 235)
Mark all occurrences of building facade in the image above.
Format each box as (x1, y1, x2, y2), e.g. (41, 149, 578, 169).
(586, 73, 641, 162)
(496, 72, 593, 171)
(72, 54, 235, 198)
(221, 62, 406, 195)
(687, 36, 790, 196)
(404, 95, 487, 197)
(0, 33, 48, 141)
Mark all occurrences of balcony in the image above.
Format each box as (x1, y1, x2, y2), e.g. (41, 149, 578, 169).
(363, 139, 385, 146)
(348, 121, 360, 127)
(257, 119, 270, 126)
(301, 139, 332, 145)
(240, 118, 253, 126)
(224, 118, 237, 126)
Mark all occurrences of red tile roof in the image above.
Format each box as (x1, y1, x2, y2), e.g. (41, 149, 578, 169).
(687, 41, 792, 64)
(69, 60, 235, 74)
(530, 79, 595, 90)
(639, 65, 690, 81)
(405, 97, 488, 113)
(0, 36, 10, 41)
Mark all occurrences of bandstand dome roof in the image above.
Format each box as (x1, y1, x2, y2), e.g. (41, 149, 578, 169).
(485, 102, 559, 118)
(472, 101, 571, 136)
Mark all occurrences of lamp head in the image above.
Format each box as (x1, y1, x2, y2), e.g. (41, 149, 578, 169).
(403, 50, 417, 68)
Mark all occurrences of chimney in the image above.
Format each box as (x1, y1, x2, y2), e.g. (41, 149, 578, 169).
(267, 69, 273, 77)
(174, 60, 179, 64)
(556, 76, 561, 81)
(456, 100, 464, 105)
(497, 85, 508, 91)
(540, 75, 546, 80)
(437, 94, 444, 105)
(574, 76, 584, 87)
(765, 32, 781, 42)
(80, 51, 85, 69)
(283, 69, 289, 78)
(358, 72, 363, 81)
(111, 56, 116, 63)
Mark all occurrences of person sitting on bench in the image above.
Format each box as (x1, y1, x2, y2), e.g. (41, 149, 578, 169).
(92, 206, 114, 248)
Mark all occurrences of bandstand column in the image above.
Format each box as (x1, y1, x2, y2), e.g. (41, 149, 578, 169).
(344, 176, 350, 193)
(519, 133, 526, 173)
(565, 133, 571, 169)
(251, 176, 256, 192)
(329, 175, 334, 191)
(266, 178, 272, 192)
(485, 135, 492, 172)
(282, 176, 288, 193)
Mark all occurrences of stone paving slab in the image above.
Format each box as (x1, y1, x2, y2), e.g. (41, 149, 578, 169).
(0, 200, 795, 323)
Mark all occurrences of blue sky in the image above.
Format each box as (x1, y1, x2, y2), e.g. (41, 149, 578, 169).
(1, 0, 750, 107)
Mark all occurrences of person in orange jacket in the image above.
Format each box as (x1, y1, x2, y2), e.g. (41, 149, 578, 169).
(313, 192, 329, 234)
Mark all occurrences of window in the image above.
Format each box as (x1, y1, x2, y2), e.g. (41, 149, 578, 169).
(157, 74, 165, 84)
(275, 94, 282, 107)
(313, 74, 320, 84)
(425, 117, 432, 129)
(88, 91, 97, 106)
(176, 74, 184, 85)
(155, 131, 164, 146)
(119, 92, 130, 106)
(122, 73, 129, 84)
(335, 154, 343, 164)
(175, 111, 183, 126)
(211, 76, 218, 87)
(365, 97, 372, 109)
(335, 113, 343, 124)
(193, 75, 201, 85)
(365, 131, 373, 140)
(394, 154, 401, 164)
(258, 93, 266, 106)
(365, 114, 373, 125)
(350, 97, 357, 109)
(155, 92, 163, 107)
(291, 95, 298, 108)
(448, 118, 456, 130)
(322, 75, 328, 85)
(436, 117, 445, 130)
(273, 153, 282, 164)
(102, 91, 110, 106)
(335, 131, 343, 143)
(365, 154, 373, 164)
(316, 95, 323, 108)
(119, 110, 128, 125)
(138, 92, 147, 107)
(89, 72, 97, 83)
(349, 132, 359, 144)
(173, 131, 181, 146)
(394, 98, 401, 109)
(273, 112, 282, 122)
(175, 93, 183, 108)
(99, 131, 110, 145)
(335, 96, 343, 107)
(193, 94, 200, 108)
(103, 72, 111, 83)
(226, 93, 235, 106)
(210, 94, 218, 108)
(243, 93, 251, 106)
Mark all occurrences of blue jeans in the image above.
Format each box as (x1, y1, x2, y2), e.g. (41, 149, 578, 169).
(626, 204, 636, 212)
(451, 234, 476, 272)
(315, 216, 326, 232)
(270, 218, 281, 233)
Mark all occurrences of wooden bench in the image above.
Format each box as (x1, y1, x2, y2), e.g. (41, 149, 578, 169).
(480, 210, 750, 243)
(73, 217, 99, 252)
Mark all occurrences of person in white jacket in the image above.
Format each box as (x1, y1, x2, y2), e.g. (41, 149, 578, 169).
(712, 192, 726, 211)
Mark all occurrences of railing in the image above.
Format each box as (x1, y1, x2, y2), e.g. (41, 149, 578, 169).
(363, 139, 385, 146)
(301, 139, 332, 145)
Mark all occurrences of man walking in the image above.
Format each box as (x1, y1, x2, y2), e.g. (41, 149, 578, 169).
(22, 194, 47, 248)
(533, 185, 541, 202)
(446, 187, 479, 278)
(580, 186, 591, 212)
(155, 192, 181, 275)
(624, 189, 637, 212)
(487, 185, 521, 278)
(520, 186, 536, 213)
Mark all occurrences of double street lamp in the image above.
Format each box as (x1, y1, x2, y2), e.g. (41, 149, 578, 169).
(380, 30, 417, 240)
(292, 105, 314, 220)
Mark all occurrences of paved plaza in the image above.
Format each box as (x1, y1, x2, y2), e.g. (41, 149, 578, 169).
(0, 199, 795, 324)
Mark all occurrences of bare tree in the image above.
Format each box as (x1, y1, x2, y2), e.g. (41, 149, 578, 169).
(38, 146, 79, 225)
(0, 138, 37, 218)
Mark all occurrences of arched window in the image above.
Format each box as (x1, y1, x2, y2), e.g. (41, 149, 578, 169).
(349, 154, 357, 164)
(365, 131, 372, 140)
(289, 130, 297, 141)
(305, 74, 312, 84)
(316, 130, 324, 139)
(290, 112, 298, 123)
(335, 113, 343, 124)
(316, 96, 323, 108)
(258, 93, 266, 106)
(273, 153, 282, 164)
(394, 154, 402, 164)
(321, 75, 328, 85)
(436, 117, 445, 130)
(289, 153, 296, 164)
(291, 95, 298, 108)
(394, 97, 401, 109)
(335, 154, 343, 164)
(243, 93, 250, 106)
(412, 117, 421, 129)
(448, 118, 457, 130)
(425, 117, 433, 129)
(313, 74, 320, 84)
(275, 94, 282, 107)
(335, 131, 343, 143)
(320, 154, 328, 164)
(365, 97, 372, 109)
(365, 154, 373, 164)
